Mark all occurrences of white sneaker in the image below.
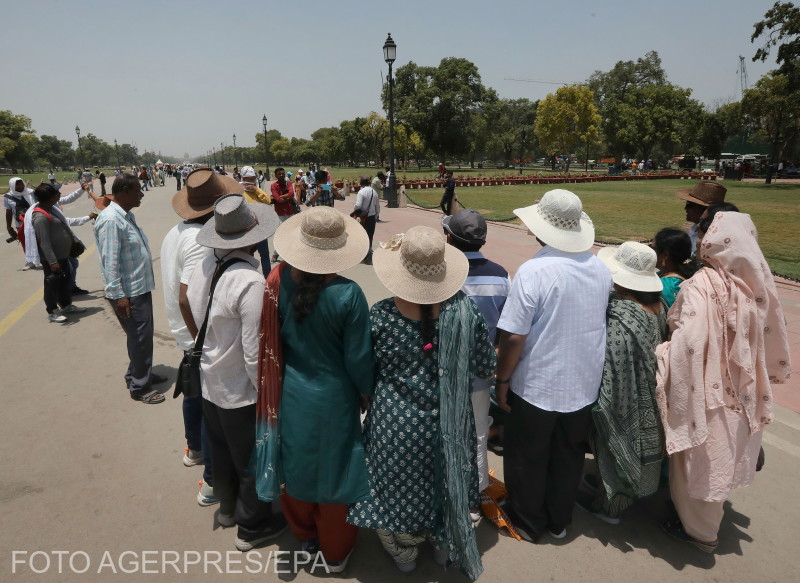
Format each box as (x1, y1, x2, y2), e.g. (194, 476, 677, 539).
(48, 312, 67, 323)
(22, 262, 35, 271)
(61, 304, 86, 314)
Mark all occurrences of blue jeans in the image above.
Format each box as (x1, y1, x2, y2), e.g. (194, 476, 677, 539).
(256, 239, 271, 274)
(183, 394, 214, 485)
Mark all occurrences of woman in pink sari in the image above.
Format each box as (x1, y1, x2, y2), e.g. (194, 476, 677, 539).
(655, 210, 791, 552)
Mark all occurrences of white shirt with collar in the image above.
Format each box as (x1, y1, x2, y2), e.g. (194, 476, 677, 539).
(497, 245, 612, 413)
(354, 186, 380, 217)
(187, 249, 264, 409)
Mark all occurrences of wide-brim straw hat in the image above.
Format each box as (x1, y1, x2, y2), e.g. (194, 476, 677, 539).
(597, 241, 663, 292)
(196, 194, 280, 249)
(172, 168, 243, 219)
(513, 189, 594, 253)
(373, 225, 469, 304)
(273, 207, 368, 274)
(675, 181, 727, 207)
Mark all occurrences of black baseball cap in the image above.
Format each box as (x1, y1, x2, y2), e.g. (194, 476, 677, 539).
(442, 208, 487, 246)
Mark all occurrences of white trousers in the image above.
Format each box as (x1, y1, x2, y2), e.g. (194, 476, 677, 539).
(471, 389, 491, 492)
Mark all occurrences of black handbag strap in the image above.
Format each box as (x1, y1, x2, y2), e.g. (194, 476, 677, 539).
(192, 257, 246, 355)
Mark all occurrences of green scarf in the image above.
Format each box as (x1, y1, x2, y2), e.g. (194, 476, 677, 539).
(435, 291, 483, 581)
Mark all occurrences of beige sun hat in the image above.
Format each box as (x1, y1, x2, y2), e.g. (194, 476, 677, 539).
(513, 189, 594, 252)
(372, 226, 469, 304)
(273, 206, 368, 274)
(597, 241, 663, 292)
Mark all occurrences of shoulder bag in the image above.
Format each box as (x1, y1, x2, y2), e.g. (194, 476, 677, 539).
(174, 257, 245, 399)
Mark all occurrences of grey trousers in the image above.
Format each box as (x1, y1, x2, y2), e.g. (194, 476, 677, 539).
(110, 292, 153, 392)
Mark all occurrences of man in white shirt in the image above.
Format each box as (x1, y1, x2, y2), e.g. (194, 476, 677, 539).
(495, 189, 612, 543)
(5, 177, 37, 269)
(353, 175, 380, 264)
(162, 168, 243, 506)
(187, 193, 284, 552)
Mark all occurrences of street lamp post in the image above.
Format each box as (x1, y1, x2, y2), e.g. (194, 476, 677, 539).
(383, 33, 397, 208)
(114, 139, 120, 170)
(519, 128, 525, 176)
(233, 134, 238, 169)
(75, 125, 84, 169)
(220, 142, 225, 170)
(262, 115, 270, 179)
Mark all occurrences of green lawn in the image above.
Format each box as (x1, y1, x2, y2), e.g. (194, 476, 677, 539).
(401, 180, 800, 279)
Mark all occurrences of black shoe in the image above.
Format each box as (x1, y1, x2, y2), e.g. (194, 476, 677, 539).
(151, 373, 168, 385)
(502, 505, 540, 543)
(235, 515, 289, 551)
(71, 287, 90, 295)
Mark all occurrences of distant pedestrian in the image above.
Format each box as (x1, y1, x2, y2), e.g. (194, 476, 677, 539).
(439, 170, 456, 215)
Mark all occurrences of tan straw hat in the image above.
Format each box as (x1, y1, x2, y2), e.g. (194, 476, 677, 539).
(196, 194, 280, 249)
(597, 241, 663, 292)
(273, 207, 368, 274)
(372, 226, 469, 304)
(675, 182, 727, 207)
(172, 168, 244, 219)
(513, 189, 594, 252)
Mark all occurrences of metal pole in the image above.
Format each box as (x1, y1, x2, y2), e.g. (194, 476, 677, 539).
(220, 142, 225, 169)
(233, 134, 238, 169)
(519, 128, 524, 175)
(387, 61, 397, 208)
(263, 121, 270, 179)
(114, 139, 120, 170)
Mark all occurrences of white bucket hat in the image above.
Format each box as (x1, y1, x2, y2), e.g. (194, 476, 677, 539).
(513, 189, 594, 252)
(273, 207, 368, 274)
(372, 226, 469, 304)
(597, 241, 663, 292)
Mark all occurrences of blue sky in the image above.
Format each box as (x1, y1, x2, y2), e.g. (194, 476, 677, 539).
(2, 0, 782, 158)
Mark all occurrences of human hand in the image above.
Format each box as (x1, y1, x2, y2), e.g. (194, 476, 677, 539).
(496, 381, 511, 412)
(50, 262, 61, 273)
(89, 212, 98, 220)
(114, 297, 132, 319)
(7, 226, 17, 239)
(359, 394, 371, 414)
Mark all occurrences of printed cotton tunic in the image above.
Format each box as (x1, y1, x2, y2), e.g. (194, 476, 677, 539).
(349, 296, 495, 533)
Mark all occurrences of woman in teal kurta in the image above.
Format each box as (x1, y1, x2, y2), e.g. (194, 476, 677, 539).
(653, 228, 698, 308)
(278, 266, 375, 565)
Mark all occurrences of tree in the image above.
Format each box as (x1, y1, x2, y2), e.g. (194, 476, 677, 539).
(254, 129, 284, 166)
(484, 98, 538, 164)
(533, 85, 601, 173)
(362, 113, 387, 166)
(339, 118, 368, 166)
(752, 1, 800, 86)
(0, 110, 36, 173)
(393, 124, 424, 169)
(742, 71, 800, 182)
(270, 138, 291, 164)
(388, 57, 493, 162)
(38, 135, 75, 170)
(78, 133, 112, 167)
(310, 127, 342, 164)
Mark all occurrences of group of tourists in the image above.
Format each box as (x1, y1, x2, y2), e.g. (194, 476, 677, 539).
(7, 162, 790, 578)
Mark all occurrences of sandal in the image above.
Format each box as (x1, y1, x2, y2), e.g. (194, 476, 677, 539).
(661, 518, 718, 553)
(130, 389, 165, 404)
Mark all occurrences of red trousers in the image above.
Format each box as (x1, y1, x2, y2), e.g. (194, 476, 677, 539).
(280, 493, 358, 562)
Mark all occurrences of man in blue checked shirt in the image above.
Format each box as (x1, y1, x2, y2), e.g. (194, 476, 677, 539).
(95, 173, 167, 404)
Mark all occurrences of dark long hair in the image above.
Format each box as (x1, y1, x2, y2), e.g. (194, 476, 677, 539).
(617, 287, 663, 308)
(653, 228, 698, 279)
(420, 303, 436, 356)
(292, 270, 328, 322)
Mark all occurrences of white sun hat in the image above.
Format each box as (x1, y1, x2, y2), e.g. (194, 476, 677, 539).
(513, 189, 594, 252)
(597, 241, 663, 292)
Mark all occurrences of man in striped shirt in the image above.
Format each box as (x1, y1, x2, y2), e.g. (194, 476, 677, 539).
(443, 208, 510, 523)
(95, 173, 166, 404)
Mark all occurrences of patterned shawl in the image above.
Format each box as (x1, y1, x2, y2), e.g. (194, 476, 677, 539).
(435, 291, 484, 581)
(655, 212, 791, 455)
(252, 261, 288, 502)
(593, 295, 667, 506)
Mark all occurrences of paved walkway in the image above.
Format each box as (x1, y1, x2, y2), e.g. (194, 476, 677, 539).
(0, 181, 797, 582)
